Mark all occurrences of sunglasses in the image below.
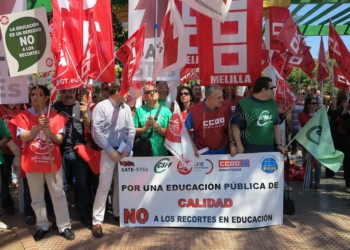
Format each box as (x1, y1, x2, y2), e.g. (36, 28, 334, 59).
(145, 89, 158, 95)
(103, 87, 110, 92)
(309, 102, 318, 105)
(180, 92, 190, 96)
(30, 93, 44, 97)
(61, 89, 76, 94)
(268, 86, 276, 90)
(298, 93, 306, 96)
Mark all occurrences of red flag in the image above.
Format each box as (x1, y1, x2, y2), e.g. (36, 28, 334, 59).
(154, 0, 186, 81)
(51, 0, 115, 87)
(180, 68, 199, 83)
(275, 78, 295, 109)
(116, 25, 146, 96)
(333, 66, 350, 91)
(165, 101, 197, 170)
(316, 36, 329, 82)
(329, 20, 350, 83)
(269, 6, 290, 51)
(261, 40, 270, 71)
(277, 17, 308, 56)
(196, 1, 262, 86)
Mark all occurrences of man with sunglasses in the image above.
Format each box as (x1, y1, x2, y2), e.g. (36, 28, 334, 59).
(101, 82, 111, 100)
(53, 88, 93, 226)
(231, 77, 284, 155)
(133, 85, 172, 156)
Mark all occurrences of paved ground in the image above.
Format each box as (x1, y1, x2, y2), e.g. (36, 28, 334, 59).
(1, 160, 350, 250)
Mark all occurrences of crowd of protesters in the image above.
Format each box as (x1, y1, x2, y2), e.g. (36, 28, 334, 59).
(0, 76, 348, 240)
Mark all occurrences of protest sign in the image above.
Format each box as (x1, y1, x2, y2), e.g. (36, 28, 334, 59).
(0, 7, 54, 77)
(119, 153, 283, 228)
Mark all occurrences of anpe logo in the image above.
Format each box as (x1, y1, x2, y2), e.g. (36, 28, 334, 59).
(154, 158, 172, 174)
(219, 159, 250, 168)
(261, 156, 278, 174)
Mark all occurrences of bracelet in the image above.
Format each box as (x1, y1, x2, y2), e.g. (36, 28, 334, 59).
(275, 143, 282, 147)
(230, 140, 236, 145)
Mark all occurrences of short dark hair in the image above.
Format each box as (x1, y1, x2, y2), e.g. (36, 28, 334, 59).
(176, 86, 194, 112)
(108, 82, 121, 95)
(253, 77, 272, 94)
(191, 83, 200, 90)
(29, 85, 50, 106)
(307, 85, 316, 93)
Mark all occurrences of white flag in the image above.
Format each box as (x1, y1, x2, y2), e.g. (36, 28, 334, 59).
(153, 0, 186, 81)
(180, 0, 232, 22)
(165, 101, 197, 170)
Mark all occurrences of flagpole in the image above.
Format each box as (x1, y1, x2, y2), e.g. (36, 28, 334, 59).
(331, 61, 335, 96)
(153, 0, 159, 82)
(298, 68, 300, 90)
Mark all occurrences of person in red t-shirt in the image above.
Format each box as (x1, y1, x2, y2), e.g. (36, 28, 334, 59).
(298, 97, 321, 190)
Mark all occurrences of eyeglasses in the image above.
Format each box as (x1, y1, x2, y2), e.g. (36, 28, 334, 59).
(309, 102, 318, 105)
(179, 92, 190, 96)
(103, 87, 110, 92)
(61, 89, 76, 94)
(268, 86, 276, 90)
(30, 93, 43, 97)
(298, 93, 306, 96)
(145, 89, 158, 95)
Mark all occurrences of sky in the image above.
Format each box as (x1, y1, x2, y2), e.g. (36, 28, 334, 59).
(288, 3, 350, 58)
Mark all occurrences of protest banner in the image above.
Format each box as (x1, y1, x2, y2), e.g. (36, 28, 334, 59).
(196, 0, 262, 86)
(0, 7, 54, 77)
(119, 153, 284, 228)
(0, 0, 28, 104)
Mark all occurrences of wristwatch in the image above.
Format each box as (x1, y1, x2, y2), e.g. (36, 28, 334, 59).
(275, 143, 282, 147)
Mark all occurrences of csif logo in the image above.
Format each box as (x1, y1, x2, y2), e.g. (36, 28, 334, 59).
(154, 158, 172, 174)
(257, 110, 272, 127)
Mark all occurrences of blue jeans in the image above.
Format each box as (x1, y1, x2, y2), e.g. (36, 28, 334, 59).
(306, 160, 321, 185)
(62, 151, 92, 213)
(1, 154, 14, 209)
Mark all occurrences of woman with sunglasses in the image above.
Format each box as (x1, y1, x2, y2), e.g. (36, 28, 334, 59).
(176, 86, 194, 120)
(298, 97, 321, 190)
(8, 86, 75, 241)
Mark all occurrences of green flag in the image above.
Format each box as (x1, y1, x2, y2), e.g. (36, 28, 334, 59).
(294, 106, 344, 172)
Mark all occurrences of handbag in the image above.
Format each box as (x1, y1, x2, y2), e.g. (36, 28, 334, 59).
(133, 105, 162, 157)
(283, 154, 295, 215)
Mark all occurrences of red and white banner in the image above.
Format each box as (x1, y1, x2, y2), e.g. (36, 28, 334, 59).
(119, 153, 284, 228)
(180, 0, 232, 22)
(333, 66, 350, 91)
(116, 24, 146, 96)
(51, 0, 115, 88)
(277, 17, 308, 57)
(128, 0, 180, 81)
(0, 0, 29, 104)
(262, 40, 270, 71)
(316, 36, 329, 83)
(196, 0, 262, 86)
(269, 6, 290, 51)
(154, 0, 186, 81)
(165, 101, 197, 170)
(329, 21, 350, 83)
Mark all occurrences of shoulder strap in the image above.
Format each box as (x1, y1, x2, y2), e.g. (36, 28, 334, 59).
(146, 105, 162, 139)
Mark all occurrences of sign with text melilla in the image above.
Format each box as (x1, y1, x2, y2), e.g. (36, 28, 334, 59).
(0, 7, 54, 77)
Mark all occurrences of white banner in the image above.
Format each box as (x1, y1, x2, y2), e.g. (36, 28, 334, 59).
(0, 0, 28, 104)
(0, 7, 54, 77)
(119, 153, 284, 228)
